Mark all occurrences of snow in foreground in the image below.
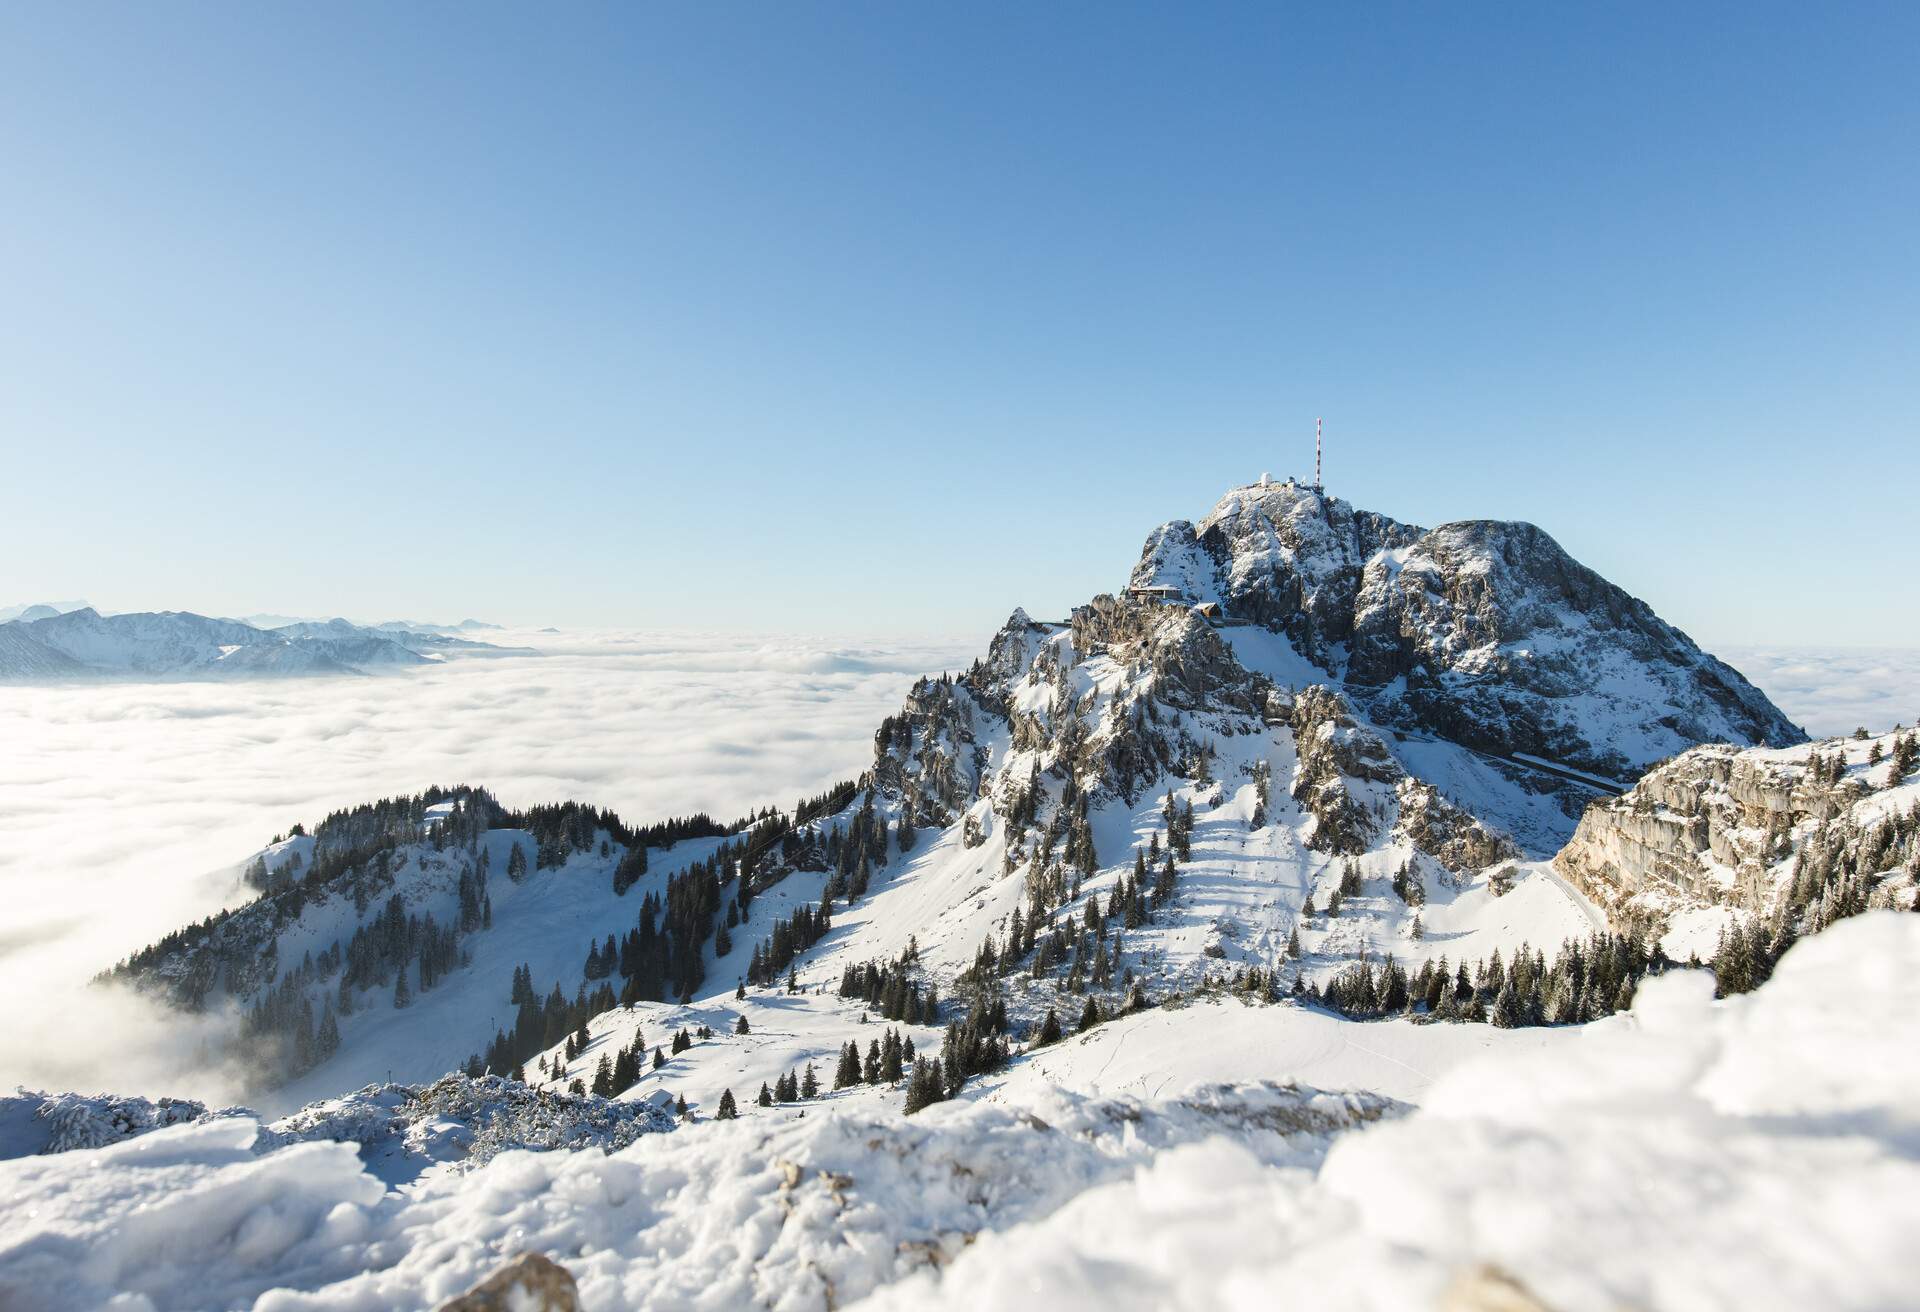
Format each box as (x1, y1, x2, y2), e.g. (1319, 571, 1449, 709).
(4, 914, 1918, 1312)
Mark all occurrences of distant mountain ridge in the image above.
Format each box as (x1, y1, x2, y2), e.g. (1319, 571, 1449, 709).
(0, 609, 523, 682)
(0, 599, 89, 623)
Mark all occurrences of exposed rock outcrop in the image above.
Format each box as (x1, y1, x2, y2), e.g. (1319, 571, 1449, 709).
(438, 1252, 581, 1312)
(1555, 732, 1920, 933)
(1396, 778, 1519, 872)
(870, 674, 988, 826)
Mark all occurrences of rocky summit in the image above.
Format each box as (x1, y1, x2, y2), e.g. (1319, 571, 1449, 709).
(1131, 481, 1803, 781)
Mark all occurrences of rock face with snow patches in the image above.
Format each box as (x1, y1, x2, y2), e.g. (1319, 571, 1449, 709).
(1132, 482, 1804, 779)
(1555, 728, 1920, 944)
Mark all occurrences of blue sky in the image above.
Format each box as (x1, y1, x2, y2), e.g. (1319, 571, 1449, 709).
(1, 4, 1914, 645)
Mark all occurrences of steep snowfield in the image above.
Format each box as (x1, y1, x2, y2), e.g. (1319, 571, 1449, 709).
(3, 914, 1914, 1312)
(267, 828, 729, 1110)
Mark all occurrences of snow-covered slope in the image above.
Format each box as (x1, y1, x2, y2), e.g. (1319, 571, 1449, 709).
(6, 914, 1915, 1312)
(0, 623, 88, 677)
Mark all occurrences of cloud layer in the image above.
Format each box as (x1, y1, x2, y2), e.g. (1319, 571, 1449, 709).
(1718, 645, 1920, 739)
(0, 628, 979, 1097)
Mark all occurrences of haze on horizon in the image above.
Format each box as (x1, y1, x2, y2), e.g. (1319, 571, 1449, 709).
(1, 5, 1914, 645)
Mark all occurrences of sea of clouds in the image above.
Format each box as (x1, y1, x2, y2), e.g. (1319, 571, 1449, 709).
(1718, 645, 1920, 739)
(1, 630, 1912, 1102)
(0, 628, 980, 1100)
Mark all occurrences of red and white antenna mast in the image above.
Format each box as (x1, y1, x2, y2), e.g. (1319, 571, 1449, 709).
(1315, 417, 1323, 490)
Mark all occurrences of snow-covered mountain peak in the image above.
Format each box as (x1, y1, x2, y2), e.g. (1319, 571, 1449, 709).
(1130, 483, 1420, 666)
(1128, 483, 1802, 779)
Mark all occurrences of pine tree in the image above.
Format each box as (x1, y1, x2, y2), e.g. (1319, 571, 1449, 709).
(736, 1014, 751, 1035)
(393, 968, 412, 1010)
(1078, 996, 1101, 1032)
(1892, 735, 1917, 778)
(316, 1004, 341, 1061)
(1036, 1008, 1062, 1046)
(757, 1082, 773, 1107)
(1713, 921, 1757, 997)
(653, 1046, 666, 1070)
(592, 1054, 614, 1096)
(835, 1041, 861, 1089)
(1490, 980, 1524, 1028)
(716, 1088, 739, 1120)
(800, 1062, 820, 1098)
(904, 1057, 946, 1114)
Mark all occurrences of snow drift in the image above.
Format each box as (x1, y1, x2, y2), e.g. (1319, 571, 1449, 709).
(3, 913, 1915, 1312)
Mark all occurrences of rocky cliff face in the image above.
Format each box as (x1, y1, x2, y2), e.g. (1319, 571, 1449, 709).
(1132, 485, 1420, 672)
(1555, 731, 1920, 935)
(868, 590, 1519, 886)
(1131, 483, 1804, 779)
